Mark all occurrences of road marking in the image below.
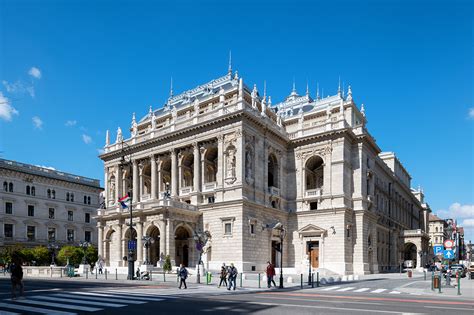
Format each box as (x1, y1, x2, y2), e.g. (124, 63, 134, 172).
(371, 289, 387, 293)
(11, 299, 102, 312)
(214, 295, 384, 306)
(28, 288, 62, 293)
(389, 291, 401, 294)
(53, 293, 146, 304)
(337, 287, 355, 292)
(425, 306, 474, 311)
(73, 291, 164, 301)
(0, 302, 77, 315)
(0, 310, 20, 315)
(321, 286, 340, 291)
(30, 295, 128, 308)
(353, 288, 370, 292)
(103, 290, 179, 298)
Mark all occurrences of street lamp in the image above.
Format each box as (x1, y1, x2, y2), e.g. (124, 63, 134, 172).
(47, 242, 59, 266)
(273, 222, 286, 289)
(193, 230, 211, 284)
(142, 236, 155, 265)
(79, 241, 90, 265)
(308, 240, 312, 285)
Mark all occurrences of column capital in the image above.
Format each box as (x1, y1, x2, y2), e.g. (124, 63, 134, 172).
(170, 148, 177, 156)
(150, 154, 156, 162)
(192, 141, 199, 150)
(217, 134, 224, 143)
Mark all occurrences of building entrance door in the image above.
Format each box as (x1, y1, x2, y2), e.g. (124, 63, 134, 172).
(183, 245, 189, 267)
(307, 241, 319, 268)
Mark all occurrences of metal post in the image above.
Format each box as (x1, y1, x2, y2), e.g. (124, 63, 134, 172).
(240, 273, 242, 287)
(163, 271, 166, 282)
(317, 272, 319, 287)
(279, 235, 284, 289)
(300, 274, 303, 289)
(457, 272, 461, 295)
(311, 273, 315, 288)
(431, 271, 434, 291)
(150, 270, 153, 281)
(424, 270, 426, 280)
(438, 274, 441, 293)
(96, 269, 98, 279)
(258, 273, 261, 288)
(60, 268, 62, 278)
(86, 270, 88, 279)
(50, 267, 52, 278)
(105, 269, 108, 280)
(115, 268, 118, 280)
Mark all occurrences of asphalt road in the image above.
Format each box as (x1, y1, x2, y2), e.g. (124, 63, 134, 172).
(0, 277, 472, 314)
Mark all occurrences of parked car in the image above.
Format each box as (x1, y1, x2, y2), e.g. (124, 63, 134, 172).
(448, 264, 467, 278)
(468, 264, 474, 273)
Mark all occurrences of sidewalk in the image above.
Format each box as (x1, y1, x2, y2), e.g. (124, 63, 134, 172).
(397, 276, 474, 298)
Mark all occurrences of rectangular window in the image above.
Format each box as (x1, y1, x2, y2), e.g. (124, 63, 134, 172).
(250, 223, 255, 234)
(4, 224, 13, 238)
(85, 231, 91, 242)
(48, 228, 56, 241)
(208, 196, 215, 204)
(28, 205, 34, 217)
(67, 229, 74, 242)
(5, 202, 13, 214)
(224, 223, 232, 235)
(49, 208, 55, 219)
(27, 226, 35, 241)
(85, 213, 90, 223)
(68, 210, 73, 221)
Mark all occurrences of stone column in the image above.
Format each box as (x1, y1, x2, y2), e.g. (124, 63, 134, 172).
(193, 143, 200, 192)
(115, 166, 121, 203)
(151, 155, 157, 200)
(117, 224, 123, 267)
(171, 150, 178, 197)
(156, 157, 162, 197)
(104, 167, 109, 206)
(159, 220, 167, 259)
(178, 153, 183, 192)
(166, 219, 176, 266)
(98, 225, 104, 259)
(132, 160, 139, 202)
(137, 222, 143, 265)
(122, 173, 127, 197)
(139, 162, 144, 200)
(216, 135, 224, 187)
(200, 147, 206, 188)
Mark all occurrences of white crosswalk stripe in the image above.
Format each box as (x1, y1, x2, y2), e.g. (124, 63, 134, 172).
(87, 291, 170, 300)
(353, 288, 370, 292)
(57, 292, 148, 303)
(0, 301, 77, 315)
(371, 289, 387, 293)
(336, 287, 355, 292)
(0, 309, 21, 315)
(389, 291, 401, 294)
(10, 299, 102, 312)
(321, 286, 340, 291)
(31, 295, 128, 307)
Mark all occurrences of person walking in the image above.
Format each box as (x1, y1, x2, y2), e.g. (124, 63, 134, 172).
(227, 263, 237, 291)
(218, 264, 228, 288)
(10, 254, 24, 300)
(98, 260, 103, 274)
(266, 261, 277, 288)
(178, 264, 188, 289)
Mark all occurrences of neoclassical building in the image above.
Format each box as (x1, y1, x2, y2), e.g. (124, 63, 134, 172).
(97, 68, 431, 275)
(0, 159, 102, 248)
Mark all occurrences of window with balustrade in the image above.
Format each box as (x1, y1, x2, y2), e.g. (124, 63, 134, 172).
(305, 156, 324, 196)
(268, 154, 279, 188)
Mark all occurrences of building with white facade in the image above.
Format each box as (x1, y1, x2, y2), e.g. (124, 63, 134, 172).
(97, 68, 431, 275)
(0, 159, 102, 248)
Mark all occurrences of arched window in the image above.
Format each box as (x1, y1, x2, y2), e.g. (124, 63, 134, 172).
(31, 186, 35, 196)
(87, 196, 91, 205)
(435, 227, 438, 232)
(70, 193, 74, 202)
(47, 189, 51, 198)
(66, 192, 70, 201)
(305, 156, 324, 190)
(52, 190, 56, 199)
(267, 154, 279, 188)
(9, 182, 13, 192)
(3, 181, 7, 192)
(26, 185, 31, 195)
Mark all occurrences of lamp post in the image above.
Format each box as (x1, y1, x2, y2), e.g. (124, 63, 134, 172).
(48, 242, 59, 266)
(274, 224, 286, 289)
(142, 236, 155, 265)
(308, 240, 312, 285)
(193, 230, 211, 284)
(79, 241, 90, 265)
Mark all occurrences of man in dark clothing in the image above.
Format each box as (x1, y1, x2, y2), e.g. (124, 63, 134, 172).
(10, 257, 24, 300)
(227, 263, 237, 291)
(218, 264, 227, 288)
(266, 261, 277, 288)
(178, 264, 188, 289)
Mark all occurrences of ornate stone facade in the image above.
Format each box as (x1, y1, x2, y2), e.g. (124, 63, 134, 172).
(97, 71, 430, 275)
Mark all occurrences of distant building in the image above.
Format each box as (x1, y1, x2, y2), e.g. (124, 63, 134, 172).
(0, 158, 102, 248)
(427, 214, 448, 261)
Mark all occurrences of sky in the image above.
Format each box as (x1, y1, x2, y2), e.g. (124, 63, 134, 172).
(0, 0, 473, 241)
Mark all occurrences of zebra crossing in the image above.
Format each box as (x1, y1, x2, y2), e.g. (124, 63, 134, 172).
(0, 288, 172, 315)
(319, 286, 406, 295)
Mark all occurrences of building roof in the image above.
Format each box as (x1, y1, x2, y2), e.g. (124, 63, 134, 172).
(429, 213, 445, 222)
(0, 158, 101, 188)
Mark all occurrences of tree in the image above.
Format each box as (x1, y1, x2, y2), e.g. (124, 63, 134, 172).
(19, 248, 34, 265)
(85, 246, 98, 267)
(31, 246, 50, 266)
(57, 246, 83, 266)
(163, 255, 172, 273)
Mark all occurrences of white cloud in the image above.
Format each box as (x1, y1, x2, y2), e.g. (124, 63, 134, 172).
(437, 203, 474, 219)
(97, 148, 105, 155)
(28, 67, 42, 79)
(82, 134, 92, 144)
(0, 92, 19, 121)
(462, 218, 474, 227)
(32, 116, 43, 129)
(65, 120, 77, 127)
(468, 108, 474, 120)
(2, 80, 35, 98)
(35, 165, 56, 170)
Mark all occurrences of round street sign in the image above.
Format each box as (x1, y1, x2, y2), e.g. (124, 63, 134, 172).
(444, 239, 454, 248)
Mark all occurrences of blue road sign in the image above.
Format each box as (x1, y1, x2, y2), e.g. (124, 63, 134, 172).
(433, 245, 443, 255)
(128, 240, 137, 251)
(443, 249, 454, 260)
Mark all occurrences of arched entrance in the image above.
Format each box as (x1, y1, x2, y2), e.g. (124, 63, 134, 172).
(175, 226, 191, 267)
(404, 243, 417, 268)
(105, 229, 116, 266)
(147, 226, 161, 265)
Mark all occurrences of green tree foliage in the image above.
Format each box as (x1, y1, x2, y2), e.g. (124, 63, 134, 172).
(31, 246, 50, 266)
(163, 255, 172, 273)
(57, 246, 83, 266)
(85, 246, 98, 267)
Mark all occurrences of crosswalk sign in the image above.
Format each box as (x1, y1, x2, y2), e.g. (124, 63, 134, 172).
(433, 245, 443, 255)
(443, 249, 454, 260)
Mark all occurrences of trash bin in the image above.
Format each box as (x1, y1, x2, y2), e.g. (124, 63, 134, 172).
(470, 272, 474, 280)
(407, 270, 412, 278)
(433, 275, 439, 288)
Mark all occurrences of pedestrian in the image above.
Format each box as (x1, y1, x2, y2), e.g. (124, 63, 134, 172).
(98, 261, 103, 274)
(10, 254, 24, 300)
(218, 263, 228, 288)
(227, 263, 237, 291)
(136, 268, 141, 280)
(266, 261, 277, 288)
(178, 264, 188, 289)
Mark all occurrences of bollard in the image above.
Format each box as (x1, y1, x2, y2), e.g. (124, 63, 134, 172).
(300, 274, 303, 289)
(258, 273, 261, 288)
(96, 269, 98, 279)
(438, 274, 442, 293)
(457, 272, 461, 295)
(431, 271, 434, 291)
(240, 273, 242, 288)
(60, 268, 63, 278)
(317, 272, 319, 287)
(51, 267, 53, 278)
(311, 273, 315, 288)
(163, 272, 166, 282)
(424, 271, 426, 281)
(86, 270, 88, 279)
(105, 269, 108, 280)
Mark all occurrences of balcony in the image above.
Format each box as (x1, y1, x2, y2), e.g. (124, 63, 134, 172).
(268, 186, 280, 196)
(180, 186, 192, 196)
(305, 188, 322, 198)
(203, 182, 217, 192)
(141, 194, 151, 201)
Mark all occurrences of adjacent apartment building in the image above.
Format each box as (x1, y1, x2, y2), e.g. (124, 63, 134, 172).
(0, 159, 102, 248)
(97, 69, 431, 275)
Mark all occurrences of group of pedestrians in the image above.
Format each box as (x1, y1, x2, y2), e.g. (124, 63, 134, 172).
(8, 253, 25, 300)
(218, 263, 238, 290)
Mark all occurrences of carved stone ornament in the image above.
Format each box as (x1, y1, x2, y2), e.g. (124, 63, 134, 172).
(224, 146, 237, 184)
(245, 147, 254, 185)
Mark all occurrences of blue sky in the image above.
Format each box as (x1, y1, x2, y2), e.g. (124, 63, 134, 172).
(0, 0, 472, 241)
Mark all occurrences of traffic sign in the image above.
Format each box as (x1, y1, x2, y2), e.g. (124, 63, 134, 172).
(433, 245, 443, 255)
(128, 240, 137, 251)
(443, 249, 454, 260)
(444, 239, 454, 248)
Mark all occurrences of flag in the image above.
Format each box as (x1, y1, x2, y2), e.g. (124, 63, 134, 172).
(118, 194, 130, 209)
